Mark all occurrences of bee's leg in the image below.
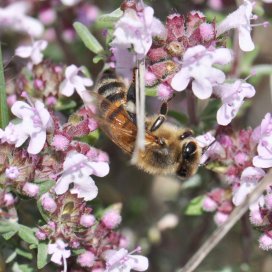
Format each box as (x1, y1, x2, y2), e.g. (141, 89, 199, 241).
(150, 101, 168, 132)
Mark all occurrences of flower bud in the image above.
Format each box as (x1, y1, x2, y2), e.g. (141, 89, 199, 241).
(102, 210, 122, 229)
(23, 183, 39, 197)
(259, 233, 272, 251)
(80, 214, 96, 227)
(77, 251, 95, 268)
(52, 134, 70, 151)
(41, 194, 57, 213)
(36, 229, 47, 240)
(5, 166, 19, 180)
(202, 196, 217, 212)
(214, 211, 228, 226)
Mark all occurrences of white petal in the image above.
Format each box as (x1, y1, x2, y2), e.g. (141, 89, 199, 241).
(11, 101, 32, 119)
(233, 182, 256, 206)
(65, 64, 79, 79)
(15, 45, 32, 58)
(87, 162, 110, 177)
(130, 255, 149, 271)
(238, 26, 255, 52)
(171, 69, 190, 92)
(27, 131, 46, 154)
(253, 156, 272, 168)
(71, 176, 98, 201)
(55, 176, 71, 195)
(192, 78, 212, 99)
(60, 80, 75, 97)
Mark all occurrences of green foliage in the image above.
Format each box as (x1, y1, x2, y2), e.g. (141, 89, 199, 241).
(168, 110, 188, 125)
(96, 8, 123, 29)
(185, 195, 204, 216)
(145, 87, 157, 96)
(18, 225, 38, 245)
(79, 129, 100, 145)
(73, 22, 104, 55)
(0, 44, 9, 128)
(37, 243, 48, 269)
(35, 180, 55, 197)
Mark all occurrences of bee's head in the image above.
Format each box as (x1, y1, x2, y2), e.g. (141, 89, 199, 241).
(176, 130, 201, 179)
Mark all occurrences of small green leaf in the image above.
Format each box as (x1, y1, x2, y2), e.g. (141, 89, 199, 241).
(55, 100, 77, 111)
(93, 55, 104, 64)
(72, 248, 85, 256)
(18, 225, 38, 245)
(78, 129, 100, 145)
(0, 44, 9, 128)
(96, 8, 123, 28)
(6, 251, 17, 263)
(2, 230, 17, 240)
(37, 180, 55, 197)
(145, 87, 157, 96)
(168, 110, 188, 125)
(185, 195, 204, 216)
(0, 221, 18, 233)
(37, 243, 48, 269)
(15, 249, 33, 260)
(12, 263, 34, 272)
(73, 22, 103, 54)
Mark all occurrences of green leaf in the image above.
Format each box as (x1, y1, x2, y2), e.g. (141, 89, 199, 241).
(145, 87, 157, 96)
(37, 180, 55, 197)
(168, 110, 188, 125)
(0, 221, 18, 233)
(55, 100, 77, 111)
(78, 129, 100, 145)
(72, 248, 85, 256)
(96, 8, 123, 29)
(18, 225, 38, 245)
(93, 55, 104, 64)
(15, 249, 33, 260)
(185, 195, 204, 216)
(0, 44, 9, 128)
(6, 251, 17, 263)
(12, 263, 34, 272)
(73, 22, 103, 54)
(2, 230, 17, 240)
(37, 243, 48, 269)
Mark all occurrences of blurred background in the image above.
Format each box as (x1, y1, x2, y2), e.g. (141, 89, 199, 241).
(1, 0, 272, 271)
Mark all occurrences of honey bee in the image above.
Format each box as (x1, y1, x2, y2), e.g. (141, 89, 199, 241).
(92, 69, 202, 179)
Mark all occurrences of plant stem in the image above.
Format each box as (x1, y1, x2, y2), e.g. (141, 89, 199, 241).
(0, 44, 9, 128)
(176, 169, 272, 272)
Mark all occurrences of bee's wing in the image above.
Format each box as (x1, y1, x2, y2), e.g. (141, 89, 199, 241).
(86, 91, 157, 155)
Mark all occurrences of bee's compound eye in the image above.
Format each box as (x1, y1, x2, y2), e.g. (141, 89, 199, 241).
(183, 142, 197, 160)
(179, 130, 193, 140)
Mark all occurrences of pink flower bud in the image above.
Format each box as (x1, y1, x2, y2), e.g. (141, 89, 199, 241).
(145, 71, 157, 86)
(214, 211, 228, 226)
(7, 94, 17, 107)
(41, 194, 57, 213)
(5, 166, 19, 179)
(80, 214, 96, 227)
(39, 8, 56, 25)
(4, 193, 15, 206)
(46, 96, 57, 106)
(36, 229, 47, 240)
(234, 152, 248, 166)
(22, 183, 39, 197)
(199, 23, 214, 41)
(249, 209, 263, 226)
(34, 79, 45, 91)
(102, 210, 122, 229)
(77, 251, 95, 268)
(52, 134, 70, 151)
(259, 233, 272, 251)
(157, 83, 174, 101)
(202, 196, 218, 212)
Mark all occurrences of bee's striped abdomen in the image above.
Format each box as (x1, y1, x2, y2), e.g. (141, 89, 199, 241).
(96, 69, 135, 128)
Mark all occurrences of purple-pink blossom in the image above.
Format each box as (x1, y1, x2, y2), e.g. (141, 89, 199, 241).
(171, 45, 232, 99)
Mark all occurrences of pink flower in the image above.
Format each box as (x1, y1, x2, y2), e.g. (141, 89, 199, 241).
(60, 65, 93, 103)
(196, 132, 225, 164)
(214, 211, 229, 226)
(48, 239, 71, 271)
(216, 0, 255, 51)
(112, 6, 165, 57)
(202, 196, 218, 212)
(214, 80, 256, 126)
(157, 83, 174, 101)
(54, 151, 109, 201)
(0, 2, 44, 37)
(77, 251, 95, 268)
(36, 229, 47, 240)
(15, 40, 48, 65)
(104, 247, 149, 272)
(232, 167, 265, 206)
(1, 100, 52, 154)
(171, 45, 232, 99)
(51, 134, 70, 151)
(253, 113, 272, 168)
(4, 193, 15, 206)
(102, 210, 122, 229)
